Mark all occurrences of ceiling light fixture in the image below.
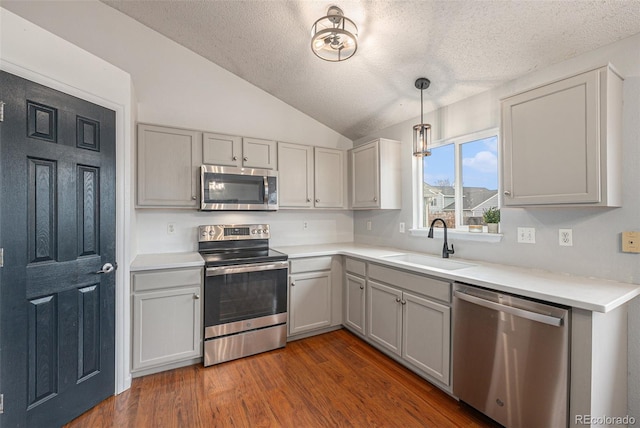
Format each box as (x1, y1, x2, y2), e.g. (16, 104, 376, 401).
(311, 6, 358, 62)
(413, 78, 432, 157)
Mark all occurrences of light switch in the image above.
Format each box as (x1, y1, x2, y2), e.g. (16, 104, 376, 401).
(622, 231, 640, 253)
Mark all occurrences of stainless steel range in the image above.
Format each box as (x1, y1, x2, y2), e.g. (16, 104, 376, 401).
(199, 224, 288, 366)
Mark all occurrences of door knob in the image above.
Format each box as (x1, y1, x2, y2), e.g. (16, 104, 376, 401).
(95, 263, 115, 274)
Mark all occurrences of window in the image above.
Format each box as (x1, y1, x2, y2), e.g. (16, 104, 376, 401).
(418, 130, 499, 231)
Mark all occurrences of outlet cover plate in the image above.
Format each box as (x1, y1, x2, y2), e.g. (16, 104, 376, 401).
(517, 227, 536, 244)
(559, 229, 573, 246)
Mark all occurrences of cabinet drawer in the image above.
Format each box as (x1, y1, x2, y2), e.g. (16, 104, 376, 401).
(290, 257, 332, 273)
(345, 258, 366, 276)
(368, 264, 450, 303)
(132, 267, 203, 292)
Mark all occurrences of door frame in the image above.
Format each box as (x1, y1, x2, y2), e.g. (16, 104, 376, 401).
(0, 60, 134, 394)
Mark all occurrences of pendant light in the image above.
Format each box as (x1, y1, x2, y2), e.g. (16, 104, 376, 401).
(311, 6, 358, 62)
(413, 78, 432, 157)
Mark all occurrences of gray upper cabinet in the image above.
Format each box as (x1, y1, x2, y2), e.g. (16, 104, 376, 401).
(501, 65, 623, 207)
(278, 142, 314, 208)
(202, 133, 276, 170)
(314, 147, 345, 208)
(350, 139, 402, 209)
(243, 137, 277, 169)
(278, 142, 346, 209)
(202, 132, 242, 167)
(137, 124, 201, 208)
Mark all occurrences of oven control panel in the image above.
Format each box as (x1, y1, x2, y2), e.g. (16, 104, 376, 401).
(199, 224, 270, 242)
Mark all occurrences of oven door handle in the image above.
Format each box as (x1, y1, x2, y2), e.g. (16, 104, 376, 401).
(206, 261, 288, 276)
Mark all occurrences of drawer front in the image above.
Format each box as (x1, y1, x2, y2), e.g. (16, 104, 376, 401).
(345, 258, 366, 276)
(290, 256, 333, 274)
(133, 267, 203, 292)
(368, 264, 450, 303)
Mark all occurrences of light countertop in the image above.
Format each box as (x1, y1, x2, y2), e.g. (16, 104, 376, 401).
(130, 252, 204, 272)
(130, 243, 640, 313)
(275, 243, 640, 313)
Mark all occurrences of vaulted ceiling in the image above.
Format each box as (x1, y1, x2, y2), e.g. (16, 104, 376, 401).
(23, 1, 640, 140)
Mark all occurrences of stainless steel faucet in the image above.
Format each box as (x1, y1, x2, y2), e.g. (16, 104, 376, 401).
(428, 218, 455, 258)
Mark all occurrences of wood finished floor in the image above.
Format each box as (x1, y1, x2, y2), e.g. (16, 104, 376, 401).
(65, 329, 500, 427)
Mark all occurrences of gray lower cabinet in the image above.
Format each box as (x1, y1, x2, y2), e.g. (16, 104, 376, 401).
(350, 260, 451, 387)
(288, 256, 342, 337)
(344, 273, 366, 336)
(131, 267, 203, 375)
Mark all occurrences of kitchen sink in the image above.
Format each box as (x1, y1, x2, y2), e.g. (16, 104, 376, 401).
(382, 253, 475, 270)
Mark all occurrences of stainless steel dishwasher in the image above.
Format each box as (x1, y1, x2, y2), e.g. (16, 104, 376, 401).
(453, 282, 570, 428)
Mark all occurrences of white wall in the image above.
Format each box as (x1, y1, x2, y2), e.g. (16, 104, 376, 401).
(0, 7, 135, 393)
(353, 32, 640, 419)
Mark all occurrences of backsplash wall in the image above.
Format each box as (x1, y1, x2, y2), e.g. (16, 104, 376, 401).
(136, 210, 354, 253)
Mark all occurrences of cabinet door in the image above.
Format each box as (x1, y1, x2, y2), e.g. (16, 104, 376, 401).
(202, 132, 242, 167)
(132, 286, 202, 370)
(502, 70, 599, 205)
(402, 292, 451, 385)
(344, 274, 366, 335)
(278, 142, 313, 208)
(243, 137, 277, 169)
(351, 141, 379, 208)
(315, 147, 345, 208)
(289, 271, 331, 335)
(137, 124, 200, 207)
(367, 280, 402, 356)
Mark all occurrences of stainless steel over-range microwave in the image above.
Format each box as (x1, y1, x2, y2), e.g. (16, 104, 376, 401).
(200, 165, 278, 211)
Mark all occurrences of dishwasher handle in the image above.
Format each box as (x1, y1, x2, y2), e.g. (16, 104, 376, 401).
(454, 290, 564, 327)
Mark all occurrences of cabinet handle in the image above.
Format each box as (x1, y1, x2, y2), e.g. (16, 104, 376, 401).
(315, 199, 320, 203)
(359, 285, 364, 290)
(232, 156, 238, 161)
(191, 196, 197, 200)
(503, 190, 511, 196)
(291, 281, 295, 286)
(373, 197, 378, 202)
(194, 294, 200, 299)
(401, 300, 407, 305)
(307, 198, 311, 202)
(395, 297, 401, 303)
(243, 156, 248, 162)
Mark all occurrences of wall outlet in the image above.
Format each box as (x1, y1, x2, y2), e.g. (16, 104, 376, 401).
(366, 220, 372, 231)
(167, 223, 176, 235)
(303, 221, 308, 230)
(517, 227, 536, 244)
(559, 229, 573, 246)
(399, 222, 405, 233)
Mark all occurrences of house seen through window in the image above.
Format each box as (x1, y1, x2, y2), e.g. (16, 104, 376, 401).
(420, 132, 499, 230)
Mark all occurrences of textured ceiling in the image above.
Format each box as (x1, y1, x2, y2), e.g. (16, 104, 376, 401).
(98, 1, 640, 140)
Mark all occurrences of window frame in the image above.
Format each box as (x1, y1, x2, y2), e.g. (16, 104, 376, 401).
(411, 128, 502, 240)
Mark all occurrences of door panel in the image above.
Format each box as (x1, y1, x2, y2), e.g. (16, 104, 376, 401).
(0, 71, 116, 427)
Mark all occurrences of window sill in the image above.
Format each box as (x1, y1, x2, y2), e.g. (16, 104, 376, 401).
(409, 228, 503, 243)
